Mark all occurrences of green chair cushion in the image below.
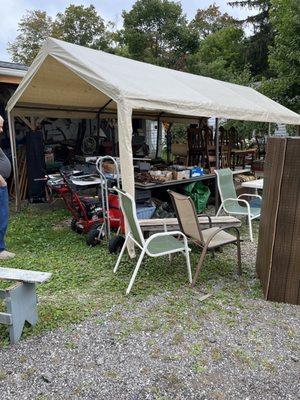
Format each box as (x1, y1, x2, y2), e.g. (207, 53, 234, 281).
(147, 235, 185, 254)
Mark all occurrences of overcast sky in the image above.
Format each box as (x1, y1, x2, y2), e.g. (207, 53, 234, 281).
(0, 0, 253, 62)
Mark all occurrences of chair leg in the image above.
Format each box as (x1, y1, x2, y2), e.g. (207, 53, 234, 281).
(248, 214, 253, 242)
(184, 249, 192, 284)
(113, 235, 129, 273)
(182, 237, 192, 284)
(126, 248, 146, 295)
(216, 203, 223, 217)
(192, 246, 208, 287)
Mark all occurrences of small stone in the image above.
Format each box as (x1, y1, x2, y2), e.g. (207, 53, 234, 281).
(291, 356, 299, 362)
(41, 374, 51, 383)
(208, 338, 217, 343)
(96, 357, 104, 365)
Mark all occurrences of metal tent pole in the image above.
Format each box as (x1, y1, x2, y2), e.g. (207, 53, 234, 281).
(214, 118, 220, 213)
(7, 112, 21, 212)
(155, 115, 161, 159)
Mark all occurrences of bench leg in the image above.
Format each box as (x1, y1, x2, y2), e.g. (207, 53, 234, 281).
(5, 283, 38, 344)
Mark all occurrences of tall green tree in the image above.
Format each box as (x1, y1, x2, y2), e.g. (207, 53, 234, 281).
(229, 0, 273, 76)
(120, 0, 199, 69)
(7, 10, 53, 65)
(7, 5, 113, 65)
(187, 26, 251, 83)
(261, 0, 300, 111)
(190, 4, 239, 39)
(52, 5, 111, 50)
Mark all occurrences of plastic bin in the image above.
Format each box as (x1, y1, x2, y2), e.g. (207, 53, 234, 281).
(136, 204, 156, 220)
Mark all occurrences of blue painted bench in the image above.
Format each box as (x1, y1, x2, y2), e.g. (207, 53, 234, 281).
(0, 267, 52, 344)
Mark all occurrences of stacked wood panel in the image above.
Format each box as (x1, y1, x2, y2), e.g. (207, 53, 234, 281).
(256, 137, 300, 305)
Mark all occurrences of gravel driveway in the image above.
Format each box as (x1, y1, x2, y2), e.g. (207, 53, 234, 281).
(0, 240, 299, 400)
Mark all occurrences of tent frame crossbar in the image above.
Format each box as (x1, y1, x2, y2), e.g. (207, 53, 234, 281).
(13, 104, 206, 122)
(9, 103, 226, 212)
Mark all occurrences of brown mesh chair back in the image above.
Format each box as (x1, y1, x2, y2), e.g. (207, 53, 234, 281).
(168, 190, 203, 243)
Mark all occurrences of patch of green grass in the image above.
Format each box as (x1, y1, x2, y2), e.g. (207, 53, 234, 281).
(0, 369, 6, 380)
(232, 348, 253, 366)
(261, 358, 276, 371)
(0, 205, 263, 345)
(211, 347, 222, 361)
(192, 361, 207, 373)
(189, 343, 203, 356)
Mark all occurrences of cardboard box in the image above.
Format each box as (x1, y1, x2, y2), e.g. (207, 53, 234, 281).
(173, 170, 190, 180)
(149, 170, 173, 182)
(102, 161, 117, 173)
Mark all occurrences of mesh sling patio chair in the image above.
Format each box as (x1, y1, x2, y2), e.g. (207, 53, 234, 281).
(215, 168, 261, 242)
(168, 190, 242, 287)
(113, 188, 192, 295)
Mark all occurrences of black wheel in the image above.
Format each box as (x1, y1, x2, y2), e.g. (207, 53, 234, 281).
(71, 218, 84, 234)
(70, 218, 78, 231)
(109, 235, 125, 254)
(86, 226, 103, 246)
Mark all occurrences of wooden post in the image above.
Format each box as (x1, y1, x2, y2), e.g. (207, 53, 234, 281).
(215, 118, 220, 213)
(7, 112, 21, 212)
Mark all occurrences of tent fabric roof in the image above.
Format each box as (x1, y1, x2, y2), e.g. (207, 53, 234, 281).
(7, 38, 300, 125)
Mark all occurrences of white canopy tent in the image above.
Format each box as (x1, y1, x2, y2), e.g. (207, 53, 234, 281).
(7, 38, 300, 210)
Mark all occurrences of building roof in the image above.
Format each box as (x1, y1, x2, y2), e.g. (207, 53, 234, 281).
(0, 61, 28, 80)
(0, 61, 28, 71)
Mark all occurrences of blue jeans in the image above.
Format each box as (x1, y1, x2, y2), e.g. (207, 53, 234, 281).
(0, 185, 9, 252)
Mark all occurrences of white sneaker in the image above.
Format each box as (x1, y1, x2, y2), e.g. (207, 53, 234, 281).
(0, 250, 15, 259)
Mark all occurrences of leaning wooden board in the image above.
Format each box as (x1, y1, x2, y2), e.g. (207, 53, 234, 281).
(256, 137, 300, 305)
(139, 215, 241, 233)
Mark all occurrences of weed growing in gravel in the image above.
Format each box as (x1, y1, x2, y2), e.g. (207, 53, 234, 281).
(189, 343, 203, 356)
(211, 347, 222, 361)
(232, 348, 254, 366)
(192, 361, 207, 373)
(0, 369, 6, 380)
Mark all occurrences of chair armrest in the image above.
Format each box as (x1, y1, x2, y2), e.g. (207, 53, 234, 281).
(204, 225, 240, 247)
(238, 193, 262, 200)
(197, 213, 212, 228)
(222, 198, 251, 215)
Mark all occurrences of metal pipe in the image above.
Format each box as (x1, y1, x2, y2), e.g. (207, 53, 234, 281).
(215, 118, 220, 169)
(14, 104, 205, 121)
(214, 118, 220, 213)
(155, 115, 161, 159)
(95, 156, 121, 239)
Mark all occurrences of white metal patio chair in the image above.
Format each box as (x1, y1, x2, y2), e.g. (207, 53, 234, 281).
(113, 188, 192, 295)
(215, 168, 261, 241)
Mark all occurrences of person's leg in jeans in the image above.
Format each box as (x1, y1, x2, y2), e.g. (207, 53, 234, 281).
(0, 185, 9, 252)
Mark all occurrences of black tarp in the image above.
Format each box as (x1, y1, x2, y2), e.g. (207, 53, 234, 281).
(26, 130, 46, 202)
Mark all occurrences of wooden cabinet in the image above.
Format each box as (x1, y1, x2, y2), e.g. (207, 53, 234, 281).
(256, 137, 300, 305)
